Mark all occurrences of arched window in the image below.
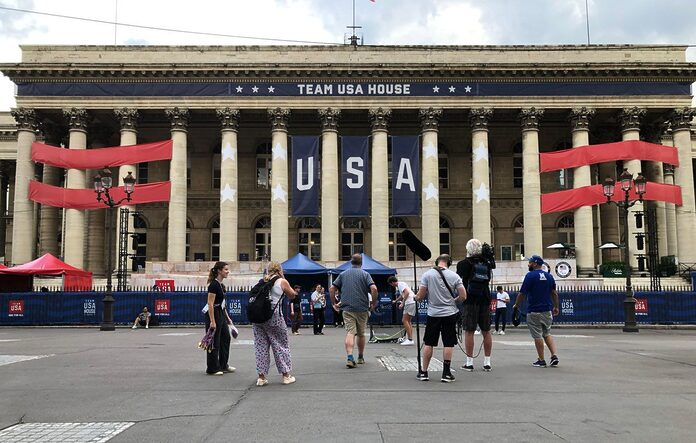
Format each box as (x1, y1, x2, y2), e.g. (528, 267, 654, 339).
(557, 214, 575, 244)
(210, 217, 220, 261)
(439, 217, 451, 256)
(513, 142, 523, 189)
(513, 215, 524, 260)
(388, 217, 408, 261)
(133, 214, 148, 271)
(340, 218, 364, 260)
(256, 142, 272, 189)
(255, 216, 271, 260)
(298, 217, 321, 261)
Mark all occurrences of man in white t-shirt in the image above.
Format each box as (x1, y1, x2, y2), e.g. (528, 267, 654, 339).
(388, 276, 416, 346)
(494, 286, 510, 335)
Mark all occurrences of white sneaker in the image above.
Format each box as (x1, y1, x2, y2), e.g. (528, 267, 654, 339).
(282, 375, 296, 385)
(492, 330, 498, 335)
(474, 330, 481, 335)
(131, 325, 137, 329)
(145, 325, 149, 329)
(397, 337, 405, 343)
(400, 339, 414, 346)
(499, 330, 505, 335)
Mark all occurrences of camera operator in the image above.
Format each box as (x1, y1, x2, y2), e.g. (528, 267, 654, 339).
(456, 239, 496, 372)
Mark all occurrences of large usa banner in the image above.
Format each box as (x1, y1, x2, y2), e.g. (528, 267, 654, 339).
(341, 136, 370, 216)
(291, 136, 319, 216)
(391, 136, 420, 216)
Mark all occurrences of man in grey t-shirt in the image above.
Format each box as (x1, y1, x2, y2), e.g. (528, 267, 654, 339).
(330, 254, 378, 368)
(414, 254, 467, 382)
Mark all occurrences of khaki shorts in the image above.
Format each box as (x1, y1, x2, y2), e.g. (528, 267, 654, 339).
(343, 311, 369, 337)
(527, 311, 553, 339)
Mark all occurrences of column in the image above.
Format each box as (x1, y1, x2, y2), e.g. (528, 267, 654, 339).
(165, 107, 189, 261)
(519, 107, 544, 258)
(670, 107, 696, 263)
(62, 108, 88, 268)
(9, 108, 38, 264)
(647, 129, 671, 259)
(663, 164, 678, 257)
(369, 107, 391, 262)
(419, 107, 442, 256)
(38, 164, 61, 256)
(268, 107, 290, 262)
(570, 107, 596, 274)
(216, 107, 239, 262)
(319, 107, 340, 261)
(115, 108, 139, 266)
(619, 107, 646, 269)
(469, 108, 493, 245)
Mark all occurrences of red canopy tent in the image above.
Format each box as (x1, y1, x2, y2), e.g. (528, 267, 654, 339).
(0, 253, 92, 291)
(0, 263, 6, 269)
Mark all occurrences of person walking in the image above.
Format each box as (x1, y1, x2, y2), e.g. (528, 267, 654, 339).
(204, 261, 234, 375)
(329, 254, 377, 368)
(311, 284, 326, 335)
(253, 261, 298, 386)
(512, 255, 560, 368)
(414, 254, 467, 382)
(388, 276, 415, 346)
(494, 286, 510, 335)
(332, 291, 344, 327)
(290, 285, 303, 335)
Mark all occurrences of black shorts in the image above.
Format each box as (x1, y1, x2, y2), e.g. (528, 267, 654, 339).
(423, 313, 459, 347)
(463, 302, 491, 332)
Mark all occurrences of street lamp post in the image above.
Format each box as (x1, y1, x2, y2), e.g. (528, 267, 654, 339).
(94, 167, 136, 331)
(602, 168, 646, 333)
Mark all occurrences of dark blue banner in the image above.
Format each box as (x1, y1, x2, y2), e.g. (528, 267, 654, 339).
(391, 136, 420, 216)
(341, 136, 369, 216)
(291, 136, 320, 217)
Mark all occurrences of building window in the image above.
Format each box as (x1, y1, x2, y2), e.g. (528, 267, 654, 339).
(186, 156, 191, 189)
(211, 218, 220, 261)
(513, 215, 524, 260)
(440, 217, 451, 256)
(255, 216, 271, 260)
(340, 218, 364, 260)
(557, 214, 575, 244)
(500, 245, 513, 261)
(212, 154, 221, 190)
(133, 214, 147, 271)
(137, 163, 148, 184)
(186, 219, 192, 261)
(513, 142, 523, 189)
(298, 217, 321, 260)
(256, 142, 272, 189)
(438, 154, 449, 189)
(388, 218, 408, 261)
(555, 141, 573, 189)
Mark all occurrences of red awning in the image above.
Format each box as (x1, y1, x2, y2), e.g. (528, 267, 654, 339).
(0, 253, 92, 290)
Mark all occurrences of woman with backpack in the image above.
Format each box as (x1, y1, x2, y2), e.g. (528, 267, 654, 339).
(204, 261, 234, 375)
(252, 261, 297, 386)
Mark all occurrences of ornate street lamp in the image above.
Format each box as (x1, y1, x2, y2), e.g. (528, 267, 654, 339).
(94, 167, 136, 331)
(603, 168, 646, 333)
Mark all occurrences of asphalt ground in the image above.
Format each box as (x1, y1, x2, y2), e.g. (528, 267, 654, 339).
(1, 324, 695, 442)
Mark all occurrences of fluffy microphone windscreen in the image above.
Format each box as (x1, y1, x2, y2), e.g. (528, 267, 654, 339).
(401, 229, 432, 261)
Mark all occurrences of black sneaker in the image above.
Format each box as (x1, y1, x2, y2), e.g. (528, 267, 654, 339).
(482, 365, 492, 372)
(417, 371, 429, 381)
(346, 358, 357, 368)
(460, 364, 474, 372)
(533, 359, 547, 368)
(441, 373, 456, 383)
(550, 355, 559, 367)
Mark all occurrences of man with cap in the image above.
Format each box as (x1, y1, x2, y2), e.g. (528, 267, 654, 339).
(513, 255, 560, 368)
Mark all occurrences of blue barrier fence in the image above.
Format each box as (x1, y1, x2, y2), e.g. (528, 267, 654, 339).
(1, 289, 695, 326)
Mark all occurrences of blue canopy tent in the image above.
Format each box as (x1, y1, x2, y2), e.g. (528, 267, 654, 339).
(330, 253, 397, 292)
(280, 253, 330, 294)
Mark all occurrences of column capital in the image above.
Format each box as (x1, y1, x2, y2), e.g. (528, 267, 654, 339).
(469, 108, 493, 131)
(519, 107, 544, 130)
(618, 107, 646, 132)
(569, 107, 596, 131)
(669, 107, 695, 131)
(114, 108, 139, 131)
(369, 107, 391, 131)
(165, 107, 189, 131)
(216, 107, 240, 131)
(10, 107, 39, 132)
(267, 107, 290, 131)
(663, 164, 675, 176)
(318, 107, 341, 131)
(63, 107, 88, 132)
(419, 107, 442, 132)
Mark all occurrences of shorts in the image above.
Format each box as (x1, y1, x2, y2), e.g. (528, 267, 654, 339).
(343, 311, 369, 337)
(403, 303, 416, 317)
(527, 311, 553, 339)
(462, 302, 491, 332)
(423, 313, 458, 347)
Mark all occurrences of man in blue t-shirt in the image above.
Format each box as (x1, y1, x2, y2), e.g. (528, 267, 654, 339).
(513, 255, 560, 368)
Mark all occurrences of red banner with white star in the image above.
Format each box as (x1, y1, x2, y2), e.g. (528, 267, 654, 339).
(31, 140, 172, 169)
(29, 180, 171, 209)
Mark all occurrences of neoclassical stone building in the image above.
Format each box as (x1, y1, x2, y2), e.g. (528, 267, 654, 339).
(1, 44, 695, 278)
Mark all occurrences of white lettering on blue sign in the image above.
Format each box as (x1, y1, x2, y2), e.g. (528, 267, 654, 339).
(395, 158, 415, 191)
(346, 157, 364, 189)
(296, 156, 315, 191)
(297, 83, 411, 95)
(84, 299, 96, 315)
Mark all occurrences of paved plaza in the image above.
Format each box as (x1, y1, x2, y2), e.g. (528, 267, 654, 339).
(1, 325, 695, 442)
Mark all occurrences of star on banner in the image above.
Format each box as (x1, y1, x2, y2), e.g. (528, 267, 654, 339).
(252, 86, 259, 93)
(272, 143, 286, 160)
(472, 142, 488, 162)
(272, 184, 287, 202)
(220, 184, 237, 203)
(268, 86, 275, 93)
(448, 86, 456, 93)
(423, 182, 439, 201)
(473, 182, 490, 203)
(423, 142, 437, 159)
(432, 86, 440, 93)
(235, 86, 243, 93)
(222, 143, 236, 161)
(464, 85, 472, 93)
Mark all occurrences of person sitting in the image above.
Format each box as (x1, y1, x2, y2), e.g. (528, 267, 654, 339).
(132, 306, 151, 329)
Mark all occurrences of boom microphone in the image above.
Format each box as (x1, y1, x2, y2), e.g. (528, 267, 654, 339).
(401, 230, 432, 261)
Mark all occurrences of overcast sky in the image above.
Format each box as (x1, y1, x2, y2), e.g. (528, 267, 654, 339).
(1, 0, 696, 111)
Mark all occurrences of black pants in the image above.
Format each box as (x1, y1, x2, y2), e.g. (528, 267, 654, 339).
(495, 307, 507, 332)
(204, 307, 231, 373)
(313, 308, 325, 334)
(333, 308, 343, 326)
(291, 310, 303, 333)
